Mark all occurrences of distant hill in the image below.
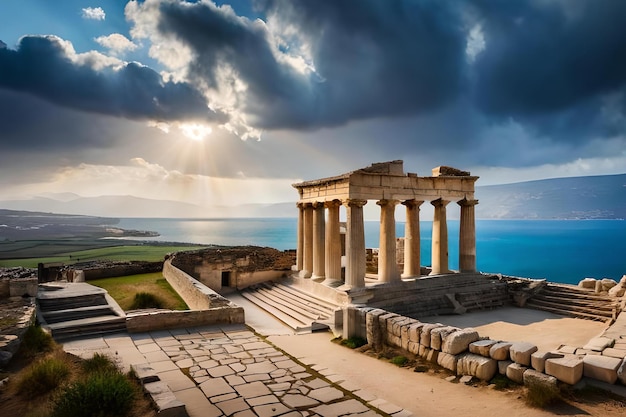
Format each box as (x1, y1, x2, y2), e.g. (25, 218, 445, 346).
(1, 173, 624, 220)
(475, 173, 626, 219)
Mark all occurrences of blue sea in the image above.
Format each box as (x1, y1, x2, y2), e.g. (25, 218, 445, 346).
(116, 218, 626, 285)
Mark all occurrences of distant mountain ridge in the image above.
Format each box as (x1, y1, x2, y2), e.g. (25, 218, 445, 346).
(475, 173, 626, 219)
(0, 173, 624, 220)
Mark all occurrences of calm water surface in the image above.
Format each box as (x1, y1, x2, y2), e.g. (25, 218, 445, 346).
(116, 218, 626, 285)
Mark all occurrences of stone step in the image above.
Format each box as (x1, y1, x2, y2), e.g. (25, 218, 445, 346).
(41, 304, 115, 324)
(263, 282, 338, 316)
(255, 287, 323, 321)
(544, 284, 615, 301)
(240, 291, 312, 331)
(37, 293, 108, 312)
(46, 315, 127, 340)
(525, 300, 613, 322)
(535, 294, 617, 312)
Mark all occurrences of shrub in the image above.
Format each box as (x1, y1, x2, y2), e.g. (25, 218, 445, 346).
(20, 325, 54, 357)
(525, 379, 560, 408)
(340, 336, 367, 349)
(130, 292, 164, 309)
(51, 372, 136, 417)
(490, 374, 516, 390)
(82, 353, 117, 374)
(17, 357, 70, 397)
(391, 356, 408, 366)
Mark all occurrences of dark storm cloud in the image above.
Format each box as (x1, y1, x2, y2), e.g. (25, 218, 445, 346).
(0, 35, 224, 123)
(152, 0, 468, 129)
(471, 0, 626, 139)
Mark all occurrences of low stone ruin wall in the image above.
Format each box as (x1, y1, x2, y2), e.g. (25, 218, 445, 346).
(345, 306, 626, 390)
(155, 258, 244, 332)
(80, 261, 163, 280)
(126, 308, 244, 333)
(0, 268, 38, 298)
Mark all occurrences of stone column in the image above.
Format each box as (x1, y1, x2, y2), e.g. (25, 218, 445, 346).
(430, 198, 450, 275)
(458, 198, 478, 273)
(324, 200, 342, 285)
(296, 202, 304, 271)
(301, 203, 313, 278)
(312, 202, 326, 281)
(344, 199, 367, 289)
(377, 199, 400, 283)
(402, 200, 423, 277)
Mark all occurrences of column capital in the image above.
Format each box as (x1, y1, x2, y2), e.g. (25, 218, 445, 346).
(324, 199, 342, 209)
(296, 201, 305, 209)
(376, 199, 400, 207)
(343, 199, 368, 208)
(458, 198, 479, 207)
(312, 201, 325, 209)
(402, 199, 424, 208)
(430, 198, 450, 207)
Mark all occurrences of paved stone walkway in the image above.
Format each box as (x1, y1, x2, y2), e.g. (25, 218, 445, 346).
(63, 324, 411, 417)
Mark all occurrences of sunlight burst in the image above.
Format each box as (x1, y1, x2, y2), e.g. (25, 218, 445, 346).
(179, 123, 213, 141)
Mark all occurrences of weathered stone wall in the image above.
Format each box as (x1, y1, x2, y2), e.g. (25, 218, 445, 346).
(162, 259, 233, 310)
(346, 305, 626, 389)
(126, 308, 244, 333)
(0, 268, 38, 298)
(81, 261, 163, 280)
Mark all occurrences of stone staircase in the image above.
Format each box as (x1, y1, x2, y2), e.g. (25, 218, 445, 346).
(241, 281, 341, 333)
(37, 282, 126, 340)
(367, 273, 508, 318)
(525, 283, 621, 323)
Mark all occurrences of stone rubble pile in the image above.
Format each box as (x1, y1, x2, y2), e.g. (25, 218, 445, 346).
(579, 275, 626, 297)
(351, 306, 626, 391)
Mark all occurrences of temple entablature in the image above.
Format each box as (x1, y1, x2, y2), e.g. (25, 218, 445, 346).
(293, 160, 478, 204)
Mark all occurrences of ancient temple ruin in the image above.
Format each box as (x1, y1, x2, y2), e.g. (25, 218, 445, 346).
(292, 160, 479, 288)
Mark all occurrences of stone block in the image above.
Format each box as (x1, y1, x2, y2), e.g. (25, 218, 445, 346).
(601, 278, 618, 291)
(378, 312, 400, 342)
(426, 349, 439, 364)
(132, 363, 160, 384)
(594, 280, 603, 293)
(442, 328, 480, 356)
(583, 337, 615, 352)
(388, 335, 402, 348)
(578, 278, 596, 289)
(408, 322, 425, 343)
(408, 341, 420, 355)
(557, 345, 578, 354)
(437, 352, 457, 372)
(391, 317, 412, 337)
(498, 360, 512, 376)
(583, 355, 622, 384)
(401, 318, 419, 350)
(608, 285, 625, 297)
(469, 339, 497, 357)
(531, 351, 564, 373)
(545, 356, 584, 385)
(617, 359, 626, 385)
(523, 369, 558, 391)
(509, 342, 538, 366)
(418, 345, 427, 358)
(489, 342, 512, 361)
(456, 353, 497, 381)
(366, 309, 386, 351)
(430, 326, 459, 351)
(506, 363, 526, 384)
(602, 348, 626, 359)
(144, 381, 187, 417)
(420, 323, 443, 348)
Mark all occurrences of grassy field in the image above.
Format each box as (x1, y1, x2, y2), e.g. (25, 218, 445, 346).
(89, 272, 188, 311)
(0, 244, 205, 268)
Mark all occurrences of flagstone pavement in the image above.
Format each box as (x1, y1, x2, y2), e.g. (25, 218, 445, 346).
(63, 324, 412, 417)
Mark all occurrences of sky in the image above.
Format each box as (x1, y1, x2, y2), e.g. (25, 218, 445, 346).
(1, 0, 625, 216)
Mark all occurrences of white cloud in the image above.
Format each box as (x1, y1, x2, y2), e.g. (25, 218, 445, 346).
(95, 34, 138, 54)
(82, 7, 106, 21)
(0, 159, 299, 207)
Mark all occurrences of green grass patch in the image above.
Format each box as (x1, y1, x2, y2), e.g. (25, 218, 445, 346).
(81, 353, 118, 375)
(89, 272, 188, 311)
(51, 369, 136, 417)
(490, 374, 517, 390)
(0, 244, 205, 267)
(130, 292, 165, 309)
(17, 356, 71, 397)
(525, 379, 560, 408)
(19, 325, 55, 357)
(340, 336, 367, 349)
(390, 355, 409, 366)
